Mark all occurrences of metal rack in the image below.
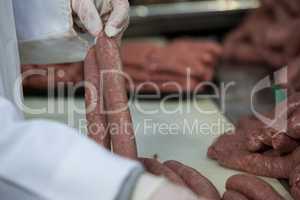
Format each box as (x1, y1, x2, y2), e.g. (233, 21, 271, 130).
(127, 0, 259, 36)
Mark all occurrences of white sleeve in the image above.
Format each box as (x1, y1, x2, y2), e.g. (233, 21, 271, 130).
(0, 0, 24, 115)
(0, 98, 143, 200)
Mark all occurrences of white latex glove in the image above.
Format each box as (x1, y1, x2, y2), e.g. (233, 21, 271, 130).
(151, 183, 200, 200)
(71, 0, 129, 37)
(132, 174, 199, 200)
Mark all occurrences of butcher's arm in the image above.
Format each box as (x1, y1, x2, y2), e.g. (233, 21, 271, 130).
(0, 97, 143, 200)
(0, 98, 198, 200)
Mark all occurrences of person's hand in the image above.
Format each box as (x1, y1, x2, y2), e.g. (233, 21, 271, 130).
(132, 174, 199, 200)
(71, 0, 129, 37)
(150, 182, 199, 200)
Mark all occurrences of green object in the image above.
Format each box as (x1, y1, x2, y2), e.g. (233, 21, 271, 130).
(272, 85, 287, 103)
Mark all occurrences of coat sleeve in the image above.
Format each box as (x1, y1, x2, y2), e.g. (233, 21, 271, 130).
(0, 0, 23, 112)
(0, 97, 144, 200)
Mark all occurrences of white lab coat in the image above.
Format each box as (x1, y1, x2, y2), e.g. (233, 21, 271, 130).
(0, 1, 143, 199)
(0, 0, 23, 110)
(0, 98, 143, 200)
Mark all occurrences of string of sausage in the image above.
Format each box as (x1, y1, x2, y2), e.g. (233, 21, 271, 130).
(94, 32, 137, 159)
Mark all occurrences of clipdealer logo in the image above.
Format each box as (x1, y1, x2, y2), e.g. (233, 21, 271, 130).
(251, 67, 288, 132)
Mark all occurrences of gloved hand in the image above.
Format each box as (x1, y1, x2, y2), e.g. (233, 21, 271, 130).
(150, 183, 200, 200)
(71, 0, 130, 37)
(132, 174, 199, 200)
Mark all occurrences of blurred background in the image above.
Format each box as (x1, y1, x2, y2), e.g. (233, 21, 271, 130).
(23, 0, 300, 124)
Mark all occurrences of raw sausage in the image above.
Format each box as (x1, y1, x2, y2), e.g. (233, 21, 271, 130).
(222, 190, 249, 200)
(140, 158, 186, 186)
(226, 174, 284, 200)
(288, 108, 300, 139)
(95, 32, 137, 159)
(208, 130, 300, 178)
(84, 47, 110, 149)
(164, 160, 221, 200)
(290, 165, 300, 199)
(271, 132, 299, 154)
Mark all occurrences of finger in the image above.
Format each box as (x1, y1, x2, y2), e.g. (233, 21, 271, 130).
(115, 16, 130, 46)
(105, 0, 130, 37)
(72, 0, 103, 36)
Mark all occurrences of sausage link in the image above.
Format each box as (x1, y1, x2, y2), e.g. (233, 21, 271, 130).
(290, 165, 300, 200)
(288, 108, 300, 139)
(84, 47, 110, 149)
(226, 174, 284, 200)
(291, 186, 300, 200)
(271, 132, 299, 154)
(164, 160, 221, 200)
(222, 190, 249, 200)
(140, 158, 186, 186)
(95, 32, 137, 159)
(208, 131, 300, 178)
